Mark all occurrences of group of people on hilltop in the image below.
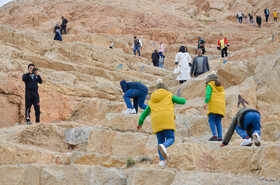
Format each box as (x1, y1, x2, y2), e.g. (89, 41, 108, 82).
(236, 8, 278, 27)
(54, 16, 68, 41)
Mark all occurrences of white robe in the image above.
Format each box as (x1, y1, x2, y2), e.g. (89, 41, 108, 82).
(175, 52, 192, 81)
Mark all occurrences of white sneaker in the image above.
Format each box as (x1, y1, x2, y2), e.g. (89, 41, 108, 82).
(158, 144, 168, 160)
(123, 108, 136, 114)
(159, 160, 166, 168)
(240, 138, 253, 146)
(252, 133, 261, 146)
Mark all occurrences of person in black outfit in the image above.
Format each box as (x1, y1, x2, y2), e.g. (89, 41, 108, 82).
(151, 50, 160, 67)
(22, 64, 43, 125)
(256, 15, 262, 27)
(60, 16, 68, 35)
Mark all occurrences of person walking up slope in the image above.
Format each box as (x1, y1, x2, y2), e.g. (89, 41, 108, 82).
(204, 74, 225, 141)
(217, 34, 229, 58)
(221, 108, 261, 147)
(273, 9, 278, 21)
(132, 36, 143, 56)
(264, 8, 270, 22)
(137, 79, 186, 168)
(175, 46, 192, 84)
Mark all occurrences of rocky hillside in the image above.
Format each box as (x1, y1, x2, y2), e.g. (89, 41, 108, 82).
(0, 0, 280, 184)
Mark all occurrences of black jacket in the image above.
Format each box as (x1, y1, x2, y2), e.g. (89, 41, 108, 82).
(151, 51, 159, 61)
(120, 80, 148, 94)
(22, 73, 43, 93)
(61, 19, 68, 27)
(190, 56, 210, 75)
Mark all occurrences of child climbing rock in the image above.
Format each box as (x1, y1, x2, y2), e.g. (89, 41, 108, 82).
(137, 79, 186, 168)
(221, 108, 261, 147)
(203, 74, 225, 141)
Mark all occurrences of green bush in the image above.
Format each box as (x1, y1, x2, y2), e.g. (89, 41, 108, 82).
(127, 157, 137, 168)
(139, 156, 152, 163)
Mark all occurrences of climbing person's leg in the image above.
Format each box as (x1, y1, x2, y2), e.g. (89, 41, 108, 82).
(214, 114, 223, 140)
(162, 129, 175, 148)
(137, 91, 147, 110)
(208, 113, 218, 141)
(133, 97, 139, 113)
(137, 46, 141, 56)
(221, 48, 225, 58)
(236, 125, 253, 146)
(249, 112, 261, 146)
(123, 89, 137, 114)
(133, 47, 137, 55)
(156, 130, 166, 161)
(224, 47, 228, 57)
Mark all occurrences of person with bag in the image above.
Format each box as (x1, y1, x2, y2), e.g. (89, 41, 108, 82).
(203, 74, 225, 141)
(137, 79, 186, 168)
(174, 46, 192, 84)
(190, 49, 210, 77)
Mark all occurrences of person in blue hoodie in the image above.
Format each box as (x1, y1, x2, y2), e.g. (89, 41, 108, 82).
(120, 80, 148, 114)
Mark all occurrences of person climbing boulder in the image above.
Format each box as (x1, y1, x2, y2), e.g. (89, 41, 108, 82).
(221, 108, 262, 147)
(120, 80, 148, 114)
(137, 79, 186, 168)
(203, 74, 225, 142)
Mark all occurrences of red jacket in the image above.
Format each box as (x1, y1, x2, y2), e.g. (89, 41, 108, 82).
(217, 38, 229, 49)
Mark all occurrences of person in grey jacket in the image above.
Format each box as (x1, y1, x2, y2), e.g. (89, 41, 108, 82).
(190, 49, 210, 77)
(221, 108, 261, 147)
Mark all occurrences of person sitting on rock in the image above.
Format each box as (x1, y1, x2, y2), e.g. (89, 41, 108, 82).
(120, 80, 148, 114)
(220, 108, 261, 147)
(137, 79, 186, 168)
(203, 74, 225, 142)
(22, 64, 42, 125)
(190, 49, 210, 78)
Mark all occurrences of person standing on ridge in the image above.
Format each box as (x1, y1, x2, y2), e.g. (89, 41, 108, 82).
(60, 16, 68, 35)
(22, 64, 42, 125)
(120, 80, 148, 114)
(197, 36, 206, 54)
(175, 46, 192, 84)
(273, 9, 278, 22)
(190, 49, 210, 77)
(220, 108, 261, 147)
(132, 36, 142, 56)
(236, 11, 244, 24)
(151, 49, 159, 67)
(137, 79, 186, 168)
(204, 74, 225, 141)
(256, 15, 262, 28)
(217, 34, 229, 58)
(264, 8, 270, 22)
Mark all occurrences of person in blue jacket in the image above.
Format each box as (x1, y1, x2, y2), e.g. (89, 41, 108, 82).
(120, 80, 148, 114)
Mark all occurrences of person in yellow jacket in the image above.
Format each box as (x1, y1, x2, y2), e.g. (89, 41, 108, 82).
(273, 9, 278, 21)
(137, 79, 186, 168)
(203, 74, 226, 141)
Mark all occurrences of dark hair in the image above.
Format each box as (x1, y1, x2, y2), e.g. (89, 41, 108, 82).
(28, 64, 35, 68)
(61, 16, 64, 18)
(185, 46, 188, 52)
(215, 80, 222, 86)
(179, 46, 185, 53)
(134, 36, 137, 39)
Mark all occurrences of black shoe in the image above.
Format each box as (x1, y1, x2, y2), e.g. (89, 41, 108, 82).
(209, 136, 218, 141)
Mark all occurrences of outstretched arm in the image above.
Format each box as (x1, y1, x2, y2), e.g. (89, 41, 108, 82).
(172, 95, 186, 105)
(138, 106, 151, 126)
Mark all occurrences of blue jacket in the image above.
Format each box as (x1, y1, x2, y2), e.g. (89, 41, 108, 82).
(120, 80, 148, 94)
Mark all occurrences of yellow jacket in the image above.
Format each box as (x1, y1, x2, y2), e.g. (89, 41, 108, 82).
(148, 89, 175, 133)
(273, 11, 278, 18)
(207, 81, 226, 117)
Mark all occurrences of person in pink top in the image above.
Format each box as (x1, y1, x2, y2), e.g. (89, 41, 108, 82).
(159, 41, 164, 53)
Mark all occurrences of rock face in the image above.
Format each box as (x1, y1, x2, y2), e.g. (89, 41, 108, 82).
(0, 0, 280, 184)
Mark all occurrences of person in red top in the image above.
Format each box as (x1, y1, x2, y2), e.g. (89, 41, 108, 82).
(217, 34, 229, 58)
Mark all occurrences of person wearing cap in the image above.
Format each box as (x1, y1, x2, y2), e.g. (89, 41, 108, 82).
(220, 108, 261, 147)
(137, 79, 186, 168)
(273, 9, 278, 22)
(197, 37, 206, 55)
(203, 74, 225, 141)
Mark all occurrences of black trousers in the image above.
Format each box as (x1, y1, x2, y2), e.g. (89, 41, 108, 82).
(152, 60, 159, 67)
(61, 26, 67, 35)
(25, 92, 40, 123)
(179, 80, 186, 84)
(221, 47, 228, 58)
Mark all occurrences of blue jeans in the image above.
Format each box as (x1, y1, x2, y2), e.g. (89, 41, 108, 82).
(123, 89, 147, 113)
(159, 63, 164, 68)
(236, 112, 261, 139)
(208, 113, 223, 139)
(156, 130, 175, 161)
(134, 46, 141, 56)
(238, 17, 243, 24)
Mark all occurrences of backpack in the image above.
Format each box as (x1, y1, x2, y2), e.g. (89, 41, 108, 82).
(134, 39, 140, 47)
